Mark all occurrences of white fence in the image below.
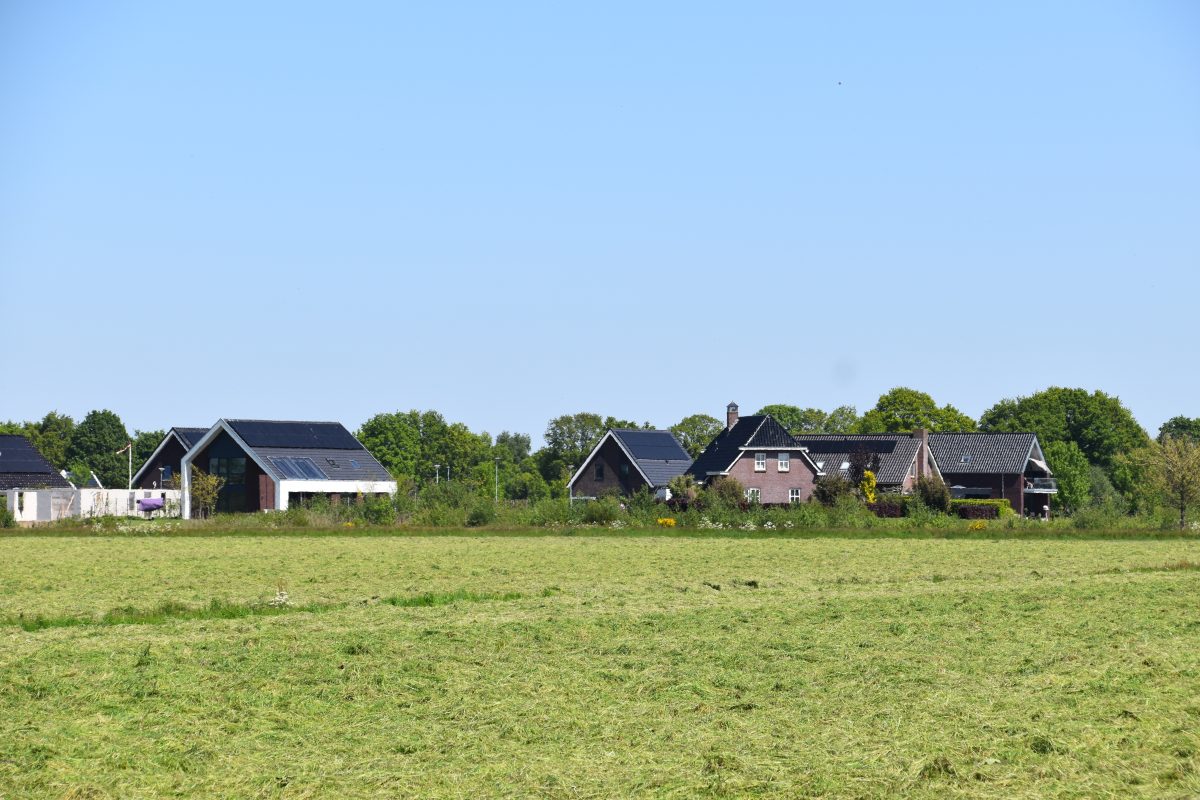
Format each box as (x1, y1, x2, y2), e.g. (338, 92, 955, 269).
(4, 489, 182, 524)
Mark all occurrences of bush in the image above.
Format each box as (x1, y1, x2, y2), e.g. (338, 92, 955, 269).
(466, 501, 497, 527)
(867, 495, 905, 518)
(813, 474, 855, 507)
(916, 476, 951, 513)
(582, 497, 623, 525)
(362, 494, 397, 525)
(0, 500, 14, 529)
(950, 499, 1012, 519)
(706, 476, 745, 507)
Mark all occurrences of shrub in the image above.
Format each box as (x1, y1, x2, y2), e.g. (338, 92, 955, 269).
(813, 474, 855, 507)
(867, 495, 905, 518)
(707, 476, 745, 508)
(582, 497, 622, 525)
(531, 498, 573, 526)
(916, 475, 951, 513)
(466, 502, 497, 527)
(667, 474, 698, 503)
(0, 499, 14, 529)
(950, 499, 1012, 519)
(362, 494, 397, 526)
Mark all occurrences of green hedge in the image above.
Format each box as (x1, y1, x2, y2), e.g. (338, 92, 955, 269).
(950, 499, 1014, 518)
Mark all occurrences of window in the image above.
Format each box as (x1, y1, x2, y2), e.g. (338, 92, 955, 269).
(961, 454, 972, 464)
(754, 452, 766, 472)
(816, 461, 825, 470)
(840, 461, 850, 470)
(594, 462, 604, 481)
(778, 452, 790, 472)
(745, 488, 760, 503)
(162, 465, 172, 481)
(619, 463, 630, 478)
(789, 488, 801, 503)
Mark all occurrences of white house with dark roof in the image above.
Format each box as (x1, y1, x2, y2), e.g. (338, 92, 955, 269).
(181, 419, 396, 518)
(568, 428, 693, 501)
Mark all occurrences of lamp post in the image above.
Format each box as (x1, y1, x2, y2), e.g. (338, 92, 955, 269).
(434, 464, 440, 484)
(158, 466, 165, 489)
(494, 457, 500, 504)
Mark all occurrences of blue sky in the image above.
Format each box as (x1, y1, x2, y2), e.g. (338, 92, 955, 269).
(2, 1, 1197, 443)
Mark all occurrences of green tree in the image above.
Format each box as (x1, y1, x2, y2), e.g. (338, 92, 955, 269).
(494, 431, 532, 462)
(755, 404, 859, 433)
(915, 474, 951, 513)
(27, 412, 75, 469)
(66, 410, 130, 490)
(188, 464, 226, 520)
(1042, 440, 1091, 514)
(132, 429, 166, 467)
(979, 387, 1148, 471)
(1129, 437, 1200, 530)
(538, 412, 647, 481)
(669, 414, 723, 458)
(1159, 416, 1200, 443)
(857, 388, 976, 433)
(358, 410, 493, 486)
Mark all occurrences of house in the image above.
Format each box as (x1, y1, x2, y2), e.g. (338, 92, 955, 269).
(686, 403, 824, 504)
(181, 419, 396, 518)
(0, 435, 73, 491)
(131, 427, 209, 489)
(927, 431, 1056, 516)
(568, 429, 692, 501)
(791, 432, 937, 493)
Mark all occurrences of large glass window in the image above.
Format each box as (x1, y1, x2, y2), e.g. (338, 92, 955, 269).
(209, 456, 248, 512)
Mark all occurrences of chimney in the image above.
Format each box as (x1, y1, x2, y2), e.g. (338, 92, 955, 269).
(913, 428, 929, 478)
(726, 402, 739, 431)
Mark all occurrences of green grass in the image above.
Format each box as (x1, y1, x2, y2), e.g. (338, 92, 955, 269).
(2, 532, 1199, 798)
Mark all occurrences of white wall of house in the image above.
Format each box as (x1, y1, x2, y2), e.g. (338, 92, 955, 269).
(4, 488, 182, 523)
(276, 480, 396, 510)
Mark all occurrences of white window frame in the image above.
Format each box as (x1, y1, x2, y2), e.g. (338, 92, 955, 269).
(745, 488, 761, 503)
(778, 451, 790, 472)
(754, 452, 767, 472)
(789, 488, 801, 503)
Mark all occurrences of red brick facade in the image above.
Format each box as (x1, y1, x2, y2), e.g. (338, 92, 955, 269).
(724, 449, 819, 505)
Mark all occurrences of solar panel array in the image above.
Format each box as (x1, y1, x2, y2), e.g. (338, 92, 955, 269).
(0, 436, 55, 473)
(228, 420, 363, 450)
(270, 456, 329, 480)
(614, 430, 690, 462)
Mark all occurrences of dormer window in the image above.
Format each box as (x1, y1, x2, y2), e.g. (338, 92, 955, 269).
(778, 452, 790, 472)
(754, 452, 766, 472)
(961, 454, 971, 464)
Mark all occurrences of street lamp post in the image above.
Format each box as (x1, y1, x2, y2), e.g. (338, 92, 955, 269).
(494, 457, 500, 504)
(434, 464, 440, 484)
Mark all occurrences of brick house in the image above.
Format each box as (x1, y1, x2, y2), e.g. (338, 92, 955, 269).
(568, 429, 692, 501)
(928, 432, 1056, 516)
(791, 431, 939, 493)
(686, 403, 824, 505)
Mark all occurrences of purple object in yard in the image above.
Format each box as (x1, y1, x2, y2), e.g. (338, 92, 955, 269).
(137, 498, 165, 511)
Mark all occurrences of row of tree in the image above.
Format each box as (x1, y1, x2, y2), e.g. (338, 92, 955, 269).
(4, 386, 1196, 521)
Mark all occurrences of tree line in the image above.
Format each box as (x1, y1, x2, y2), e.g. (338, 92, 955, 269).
(4, 386, 1197, 524)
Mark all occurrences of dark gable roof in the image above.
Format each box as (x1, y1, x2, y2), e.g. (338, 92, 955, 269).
(0, 435, 72, 490)
(227, 420, 364, 450)
(688, 415, 765, 477)
(929, 433, 1038, 475)
(610, 429, 692, 487)
(174, 427, 209, 449)
(792, 434, 919, 486)
(743, 417, 797, 449)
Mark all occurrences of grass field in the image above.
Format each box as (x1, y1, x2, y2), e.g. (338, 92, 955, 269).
(2, 531, 1200, 798)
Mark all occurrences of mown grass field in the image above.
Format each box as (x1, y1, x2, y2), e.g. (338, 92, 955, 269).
(2, 531, 1199, 799)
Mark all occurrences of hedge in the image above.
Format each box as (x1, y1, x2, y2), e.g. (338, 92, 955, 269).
(950, 499, 1013, 519)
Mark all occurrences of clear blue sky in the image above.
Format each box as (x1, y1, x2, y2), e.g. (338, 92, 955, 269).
(2, 2, 1197, 443)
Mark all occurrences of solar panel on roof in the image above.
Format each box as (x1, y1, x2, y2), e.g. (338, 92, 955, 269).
(230, 420, 362, 450)
(0, 436, 55, 473)
(615, 430, 689, 461)
(270, 456, 329, 480)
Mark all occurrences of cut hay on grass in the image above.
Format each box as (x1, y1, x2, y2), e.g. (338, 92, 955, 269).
(2, 531, 1199, 798)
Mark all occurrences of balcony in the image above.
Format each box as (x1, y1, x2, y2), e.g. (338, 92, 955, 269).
(1024, 477, 1057, 494)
